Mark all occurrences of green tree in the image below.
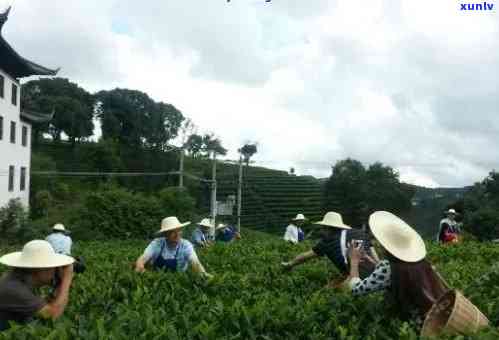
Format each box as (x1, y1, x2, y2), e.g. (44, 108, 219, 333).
(461, 171, 499, 240)
(239, 143, 257, 165)
(185, 134, 204, 158)
(22, 78, 94, 144)
(323, 159, 413, 227)
(96, 89, 184, 149)
(323, 159, 367, 226)
(202, 134, 227, 157)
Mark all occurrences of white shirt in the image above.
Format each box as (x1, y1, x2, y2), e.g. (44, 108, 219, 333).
(45, 232, 72, 255)
(284, 224, 301, 244)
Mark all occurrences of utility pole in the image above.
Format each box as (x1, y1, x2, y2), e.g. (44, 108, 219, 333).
(179, 148, 184, 188)
(237, 154, 243, 232)
(210, 152, 217, 228)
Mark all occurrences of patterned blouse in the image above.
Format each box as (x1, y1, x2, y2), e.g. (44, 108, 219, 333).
(349, 260, 391, 295)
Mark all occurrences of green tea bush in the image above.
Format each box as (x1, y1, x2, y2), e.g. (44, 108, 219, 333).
(1, 233, 498, 339)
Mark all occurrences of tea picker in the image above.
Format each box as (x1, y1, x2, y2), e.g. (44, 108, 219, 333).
(135, 216, 213, 278)
(0, 240, 75, 331)
(347, 211, 488, 336)
(437, 209, 461, 244)
(215, 222, 241, 242)
(283, 213, 306, 244)
(281, 211, 376, 288)
(45, 223, 86, 274)
(191, 218, 215, 248)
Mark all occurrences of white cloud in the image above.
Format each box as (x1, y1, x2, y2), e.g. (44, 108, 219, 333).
(5, 0, 499, 187)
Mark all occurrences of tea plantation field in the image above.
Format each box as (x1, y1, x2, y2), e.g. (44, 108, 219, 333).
(1, 231, 499, 339)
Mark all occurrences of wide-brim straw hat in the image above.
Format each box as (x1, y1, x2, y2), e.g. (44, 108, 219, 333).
(216, 223, 227, 230)
(53, 223, 70, 234)
(292, 214, 307, 221)
(198, 218, 214, 228)
(0, 240, 74, 269)
(156, 216, 190, 235)
(369, 211, 426, 262)
(314, 212, 351, 230)
(446, 209, 458, 215)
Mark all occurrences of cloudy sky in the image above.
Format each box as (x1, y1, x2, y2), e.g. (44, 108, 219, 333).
(2, 0, 498, 187)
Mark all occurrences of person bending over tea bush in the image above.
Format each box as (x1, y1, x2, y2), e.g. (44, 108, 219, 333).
(135, 216, 213, 278)
(282, 212, 378, 288)
(45, 223, 86, 274)
(0, 240, 74, 331)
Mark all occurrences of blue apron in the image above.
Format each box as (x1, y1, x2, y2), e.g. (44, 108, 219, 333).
(153, 241, 180, 272)
(298, 229, 305, 242)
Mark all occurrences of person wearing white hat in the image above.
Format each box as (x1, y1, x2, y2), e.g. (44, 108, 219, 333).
(191, 218, 215, 248)
(282, 212, 376, 287)
(0, 240, 74, 330)
(215, 221, 241, 242)
(437, 209, 461, 244)
(283, 214, 306, 244)
(45, 223, 86, 274)
(135, 216, 212, 277)
(45, 224, 72, 256)
(347, 211, 449, 322)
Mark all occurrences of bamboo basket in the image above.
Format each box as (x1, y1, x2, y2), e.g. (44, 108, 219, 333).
(421, 290, 489, 337)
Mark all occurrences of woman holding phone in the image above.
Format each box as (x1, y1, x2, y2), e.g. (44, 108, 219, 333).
(347, 211, 449, 322)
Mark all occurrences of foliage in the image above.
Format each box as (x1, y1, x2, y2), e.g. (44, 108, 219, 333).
(460, 171, 499, 240)
(21, 78, 94, 144)
(239, 143, 258, 166)
(77, 185, 163, 239)
(323, 159, 414, 227)
(76, 185, 197, 239)
(96, 89, 184, 150)
(81, 139, 123, 172)
(0, 199, 28, 237)
(185, 134, 227, 158)
(158, 188, 196, 221)
(0, 233, 498, 338)
(30, 190, 53, 219)
(185, 134, 204, 158)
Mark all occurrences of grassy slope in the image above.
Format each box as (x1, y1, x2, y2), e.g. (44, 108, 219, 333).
(1, 231, 498, 339)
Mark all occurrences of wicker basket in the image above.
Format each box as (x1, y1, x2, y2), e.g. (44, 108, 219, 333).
(421, 290, 489, 337)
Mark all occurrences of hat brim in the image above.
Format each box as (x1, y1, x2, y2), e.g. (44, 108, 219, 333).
(313, 221, 351, 230)
(53, 228, 71, 234)
(0, 252, 74, 269)
(198, 223, 213, 228)
(292, 218, 307, 221)
(369, 211, 426, 262)
(156, 221, 190, 235)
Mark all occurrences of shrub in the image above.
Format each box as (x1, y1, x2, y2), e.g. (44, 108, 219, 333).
(0, 199, 29, 240)
(30, 190, 53, 219)
(157, 187, 196, 221)
(466, 208, 499, 241)
(78, 185, 162, 239)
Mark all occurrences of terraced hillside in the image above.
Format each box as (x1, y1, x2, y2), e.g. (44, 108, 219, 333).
(216, 166, 323, 233)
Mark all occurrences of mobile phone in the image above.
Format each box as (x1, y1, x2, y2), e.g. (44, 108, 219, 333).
(353, 239, 364, 248)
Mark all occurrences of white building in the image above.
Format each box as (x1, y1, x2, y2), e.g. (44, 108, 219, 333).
(0, 7, 57, 208)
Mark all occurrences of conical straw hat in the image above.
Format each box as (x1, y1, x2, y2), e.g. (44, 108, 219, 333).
(0, 240, 74, 268)
(314, 212, 351, 230)
(369, 211, 426, 262)
(156, 216, 190, 234)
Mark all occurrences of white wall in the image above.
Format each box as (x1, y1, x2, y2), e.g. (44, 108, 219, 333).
(0, 67, 31, 208)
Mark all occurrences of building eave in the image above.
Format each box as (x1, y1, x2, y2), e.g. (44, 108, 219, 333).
(20, 109, 54, 124)
(0, 7, 59, 79)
